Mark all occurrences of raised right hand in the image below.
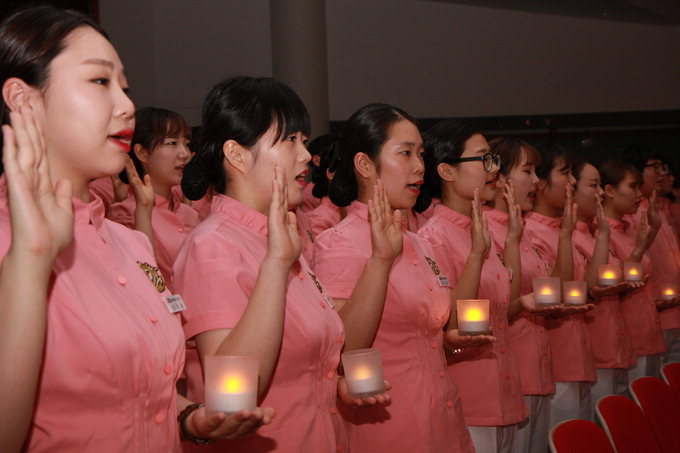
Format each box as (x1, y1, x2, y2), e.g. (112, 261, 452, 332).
(367, 179, 402, 263)
(265, 165, 301, 266)
(471, 188, 491, 257)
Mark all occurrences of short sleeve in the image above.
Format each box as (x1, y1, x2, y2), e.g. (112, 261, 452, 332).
(314, 228, 369, 300)
(173, 233, 256, 340)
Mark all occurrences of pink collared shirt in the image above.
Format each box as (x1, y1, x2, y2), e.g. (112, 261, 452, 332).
(173, 194, 346, 453)
(299, 181, 321, 212)
(626, 199, 680, 330)
(306, 196, 341, 238)
(524, 212, 596, 382)
(315, 201, 474, 453)
(108, 191, 199, 288)
(606, 216, 666, 355)
(485, 208, 554, 396)
(420, 203, 527, 427)
(0, 191, 185, 452)
(88, 176, 117, 209)
(573, 221, 636, 369)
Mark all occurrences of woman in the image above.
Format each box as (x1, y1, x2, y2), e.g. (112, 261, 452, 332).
(108, 107, 199, 285)
(0, 6, 269, 452)
(315, 104, 485, 453)
(174, 77, 389, 452)
(571, 159, 638, 404)
(417, 121, 537, 453)
(306, 137, 345, 237)
(599, 160, 666, 380)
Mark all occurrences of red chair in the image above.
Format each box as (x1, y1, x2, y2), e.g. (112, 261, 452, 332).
(595, 394, 661, 453)
(630, 376, 680, 453)
(660, 361, 680, 399)
(549, 419, 615, 453)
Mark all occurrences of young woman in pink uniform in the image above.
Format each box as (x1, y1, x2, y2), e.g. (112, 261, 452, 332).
(485, 137, 555, 453)
(0, 6, 271, 452)
(418, 121, 547, 453)
(108, 107, 199, 285)
(599, 160, 667, 380)
(315, 104, 490, 453)
(174, 77, 389, 453)
(571, 160, 638, 404)
(524, 144, 596, 427)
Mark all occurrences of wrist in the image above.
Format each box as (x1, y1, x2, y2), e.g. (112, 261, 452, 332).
(178, 403, 214, 445)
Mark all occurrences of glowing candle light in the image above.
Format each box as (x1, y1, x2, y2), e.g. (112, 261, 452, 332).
(456, 299, 490, 335)
(598, 264, 621, 287)
(563, 281, 587, 305)
(661, 283, 678, 301)
(205, 356, 258, 415)
(342, 349, 385, 398)
(533, 277, 561, 306)
(624, 262, 643, 282)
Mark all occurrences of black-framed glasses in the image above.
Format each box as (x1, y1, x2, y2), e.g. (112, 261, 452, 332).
(448, 152, 501, 172)
(644, 162, 669, 175)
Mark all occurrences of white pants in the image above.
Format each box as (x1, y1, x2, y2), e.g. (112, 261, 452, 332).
(663, 328, 680, 364)
(590, 368, 629, 407)
(468, 424, 518, 453)
(628, 354, 662, 381)
(515, 395, 551, 453)
(548, 381, 592, 431)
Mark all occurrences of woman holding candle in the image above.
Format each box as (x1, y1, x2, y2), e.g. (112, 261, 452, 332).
(0, 6, 270, 452)
(417, 121, 543, 453)
(571, 159, 638, 404)
(485, 137, 555, 453)
(108, 107, 199, 286)
(315, 104, 485, 453)
(599, 160, 666, 380)
(174, 77, 391, 452)
(523, 144, 596, 427)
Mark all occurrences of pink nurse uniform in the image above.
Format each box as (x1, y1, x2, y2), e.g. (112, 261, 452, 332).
(173, 194, 346, 453)
(306, 196, 341, 238)
(0, 189, 186, 452)
(315, 201, 475, 453)
(419, 204, 527, 428)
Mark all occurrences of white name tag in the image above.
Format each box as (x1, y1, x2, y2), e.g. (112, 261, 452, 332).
(325, 295, 336, 309)
(438, 275, 450, 287)
(163, 294, 187, 314)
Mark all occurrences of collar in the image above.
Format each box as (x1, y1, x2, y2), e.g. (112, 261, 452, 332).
(433, 202, 472, 229)
(211, 194, 268, 236)
(74, 195, 106, 229)
(606, 216, 628, 232)
(525, 211, 561, 229)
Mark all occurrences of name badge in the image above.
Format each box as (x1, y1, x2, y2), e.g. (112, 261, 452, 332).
(438, 275, 450, 287)
(164, 294, 187, 314)
(325, 295, 336, 309)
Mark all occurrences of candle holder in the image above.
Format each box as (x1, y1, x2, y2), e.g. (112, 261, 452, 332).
(341, 348, 385, 398)
(598, 264, 621, 287)
(660, 283, 678, 301)
(204, 355, 258, 415)
(456, 299, 490, 335)
(533, 277, 561, 306)
(623, 262, 643, 282)
(563, 281, 587, 305)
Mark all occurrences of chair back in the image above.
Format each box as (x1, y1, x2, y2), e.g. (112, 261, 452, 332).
(596, 394, 661, 453)
(630, 376, 680, 453)
(549, 419, 615, 453)
(660, 361, 680, 399)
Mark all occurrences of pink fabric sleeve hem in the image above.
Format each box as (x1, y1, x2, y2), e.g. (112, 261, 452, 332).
(183, 310, 240, 340)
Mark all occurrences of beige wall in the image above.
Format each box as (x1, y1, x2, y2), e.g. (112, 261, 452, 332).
(100, 0, 680, 125)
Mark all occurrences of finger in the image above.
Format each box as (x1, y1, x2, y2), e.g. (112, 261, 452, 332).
(2, 125, 17, 175)
(20, 104, 42, 169)
(280, 167, 289, 214)
(10, 111, 35, 171)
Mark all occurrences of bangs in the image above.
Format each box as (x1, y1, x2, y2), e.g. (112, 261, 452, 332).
(164, 112, 191, 140)
(269, 84, 311, 143)
(522, 144, 541, 167)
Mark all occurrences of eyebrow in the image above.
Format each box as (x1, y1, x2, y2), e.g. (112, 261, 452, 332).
(82, 58, 115, 69)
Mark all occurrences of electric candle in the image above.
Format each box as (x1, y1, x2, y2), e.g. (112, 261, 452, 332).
(661, 283, 678, 301)
(342, 348, 385, 398)
(563, 281, 587, 305)
(623, 262, 643, 282)
(205, 355, 258, 415)
(598, 264, 621, 287)
(533, 277, 561, 306)
(456, 299, 490, 335)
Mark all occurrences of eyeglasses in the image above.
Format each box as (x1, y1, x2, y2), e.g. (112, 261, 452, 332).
(645, 162, 669, 175)
(448, 152, 501, 172)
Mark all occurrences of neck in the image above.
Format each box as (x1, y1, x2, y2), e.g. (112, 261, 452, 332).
(602, 203, 622, 221)
(532, 195, 560, 218)
(226, 179, 268, 214)
(577, 213, 594, 224)
(441, 186, 473, 217)
(153, 182, 173, 208)
(492, 191, 509, 213)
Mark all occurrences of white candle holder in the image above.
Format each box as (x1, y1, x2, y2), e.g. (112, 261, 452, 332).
(341, 348, 385, 398)
(563, 281, 587, 305)
(456, 299, 490, 335)
(204, 355, 258, 415)
(598, 264, 621, 287)
(623, 262, 643, 282)
(660, 283, 678, 301)
(533, 277, 561, 306)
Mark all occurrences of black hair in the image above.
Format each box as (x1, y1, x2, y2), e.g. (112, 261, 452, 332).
(621, 143, 664, 173)
(415, 119, 482, 213)
(328, 103, 416, 207)
(489, 136, 540, 177)
(182, 76, 310, 200)
(535, 143, 576, 182)
(311, 136, 340, 199)
(120, 106, 191, 183)
(599, 160, 641, 189)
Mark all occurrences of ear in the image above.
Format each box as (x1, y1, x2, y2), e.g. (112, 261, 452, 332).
(354, 152, 376, 179)
(603, 184, 616, 200)
(2, 78, 33, 112)
(312, 154, 321, 168)
(222, 139, 251, 175)
(537, 178, 548, 192)
(437, 162, 456, 182)
(133, 144, 150, 164)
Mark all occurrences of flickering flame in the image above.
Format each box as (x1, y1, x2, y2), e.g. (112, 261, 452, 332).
(569, 290, 581, 297)
(603, 271, 615, 279)
(628, 269, 639, 276)
(664, 288, 676, 296)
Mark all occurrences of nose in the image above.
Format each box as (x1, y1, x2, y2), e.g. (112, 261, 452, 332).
(178, 142, 191, 159)
(299, 142, 311, 165)
(568, 173, 577, 186)
(414, 153, 425, 175)
(115, 87, 135, 125)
